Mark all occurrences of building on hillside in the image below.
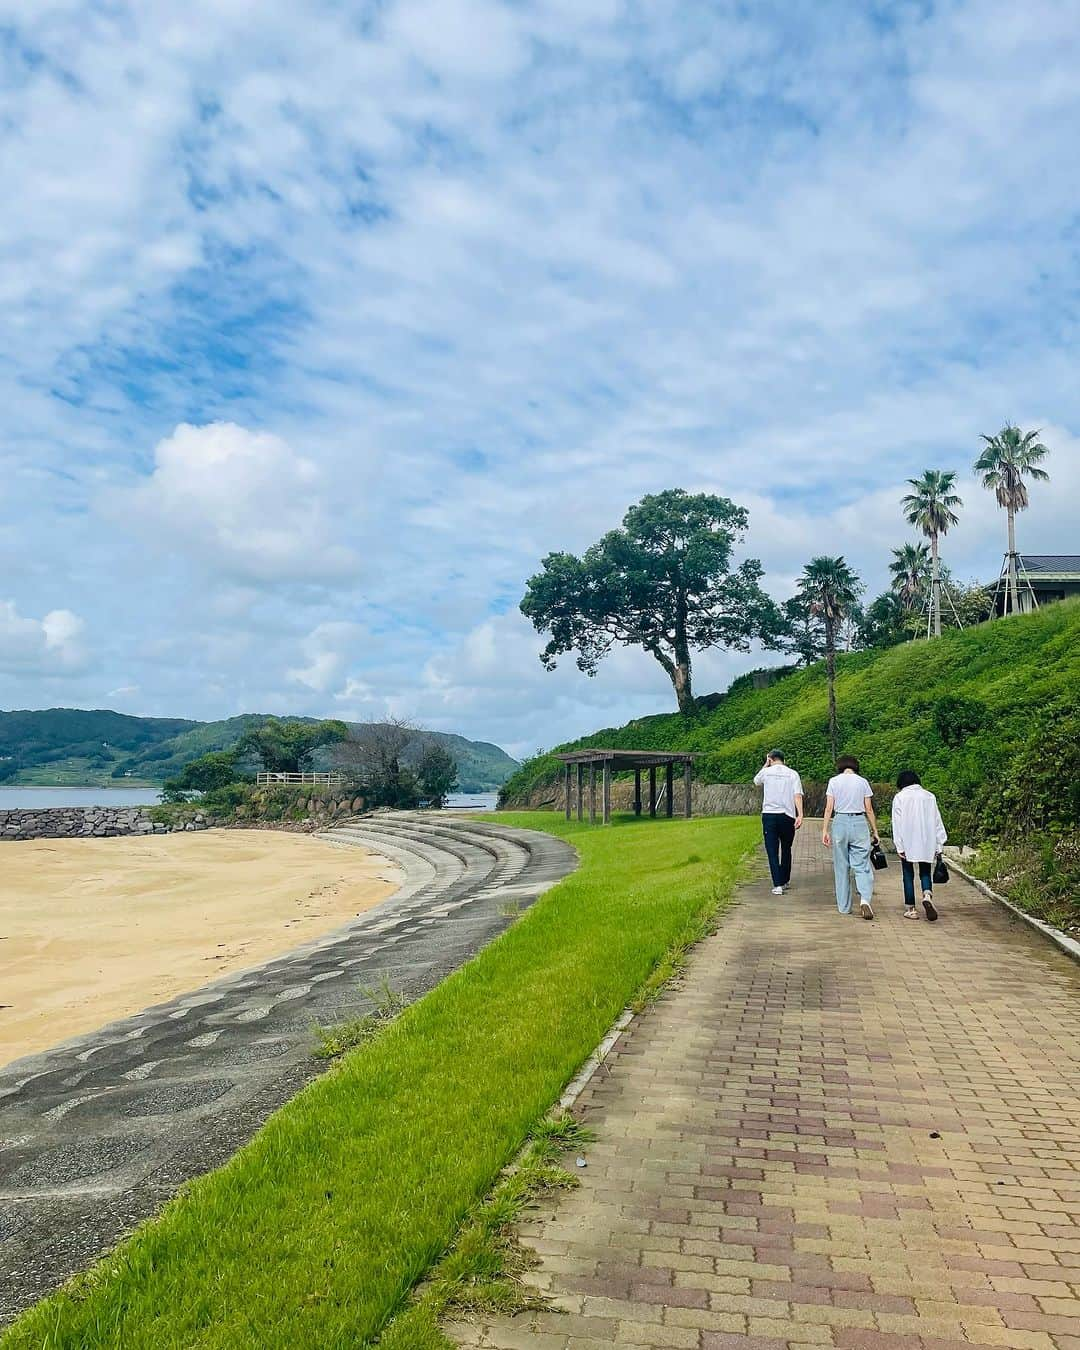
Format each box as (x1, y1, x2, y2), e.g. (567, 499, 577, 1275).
(989, 554, 1080, 616)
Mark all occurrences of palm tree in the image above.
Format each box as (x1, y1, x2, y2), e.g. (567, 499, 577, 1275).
(888, 542, 931, 612)
(901, 470, 962, 638)
(797, 556, 863, 761)
(974, 425, 1050, 616)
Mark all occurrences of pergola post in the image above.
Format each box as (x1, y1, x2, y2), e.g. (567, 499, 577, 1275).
(576, 763, 584, 821)
(564, 762, 572, 820)
(634, 769, 642, 816)
(665, 762, 674, 818)
(649, 766, 657, 817)
(589, 762, 596, 824)
(602, 761, 611, 824)
(684, 757, 693, 818)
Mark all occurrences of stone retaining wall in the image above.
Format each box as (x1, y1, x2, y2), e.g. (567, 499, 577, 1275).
(0, 807, 207, 841)
(502, 780, 763, 815)
(502, 779, 894, 818)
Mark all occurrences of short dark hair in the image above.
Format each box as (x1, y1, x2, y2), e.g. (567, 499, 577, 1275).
(768, 749, 785, 762)
(836, 754, 861, 773)
(896, 769, 921, 789)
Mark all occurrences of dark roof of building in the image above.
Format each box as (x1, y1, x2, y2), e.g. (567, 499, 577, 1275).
(1019, 555, 1080, 574)
(555, 748, 697, 767)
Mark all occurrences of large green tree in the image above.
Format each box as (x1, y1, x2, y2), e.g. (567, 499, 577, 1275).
(859, 590, 908, 649)
(162, 749, 244, 801)
(793, 556, 863, 761)
(416, 742, 459, 808)
(521, 489, 782, 715)
(901, 470, 962, 638)
(237, 718, 348, 774)
(974, 424, 1050, 616)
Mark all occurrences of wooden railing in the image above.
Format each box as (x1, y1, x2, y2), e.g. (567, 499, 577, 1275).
(255, 772, 345, 787)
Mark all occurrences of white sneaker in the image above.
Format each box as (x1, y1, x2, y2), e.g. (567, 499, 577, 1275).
(782, 884, 791, 893)
(771, 886, 783, 895)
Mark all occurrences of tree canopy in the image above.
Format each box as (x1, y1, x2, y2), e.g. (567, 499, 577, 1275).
(236, 718, 348, 774)
(161, 749, 245, 802)
(520, 489, 782, 714)
(975, 425, 1050, 514)
(416, 742, 459, 807)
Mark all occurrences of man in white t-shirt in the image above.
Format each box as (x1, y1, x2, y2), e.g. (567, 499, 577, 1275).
(753, 750, 804, 895)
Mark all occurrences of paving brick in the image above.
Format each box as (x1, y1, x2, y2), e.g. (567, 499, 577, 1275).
(451, 826, 1080, 1349)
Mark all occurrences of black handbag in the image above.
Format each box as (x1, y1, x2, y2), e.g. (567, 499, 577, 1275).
(870, 840, 888, 870)
(933, 854, 950, 886)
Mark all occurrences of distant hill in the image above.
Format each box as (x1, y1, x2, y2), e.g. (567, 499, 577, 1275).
(500, 599, 1080, 833)
(0, 711, 518, 793)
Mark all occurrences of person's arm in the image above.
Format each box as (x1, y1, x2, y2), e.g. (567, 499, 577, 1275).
(935, 800, 947, 852)
(753, 766, 767, 786)
(793, 775, 804, 828)
(822, 793, 834, 846)
(864, 795, 879, 842)
(892, 796, 906, 859)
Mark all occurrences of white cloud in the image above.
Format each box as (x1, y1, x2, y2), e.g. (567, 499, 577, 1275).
(286, 621, 363, 693)
(1, 0, 1080, 750)
(0, 602, 86, 675)
(119, 423, 356, 585)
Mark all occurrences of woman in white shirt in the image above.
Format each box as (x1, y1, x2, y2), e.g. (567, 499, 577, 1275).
(821, 755, 880, 920)
(891, 769, 947, 921)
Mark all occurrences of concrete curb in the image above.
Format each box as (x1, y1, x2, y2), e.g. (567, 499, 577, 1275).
(948, 857, 1080, 965)
(557, 1009, 635, 1112)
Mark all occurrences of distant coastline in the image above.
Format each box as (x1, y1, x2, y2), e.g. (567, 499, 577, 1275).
(0, 786, 163, 808)
(0, 786, 497, 811)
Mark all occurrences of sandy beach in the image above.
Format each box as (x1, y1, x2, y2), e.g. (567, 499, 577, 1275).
(0, 831, 401, 1069)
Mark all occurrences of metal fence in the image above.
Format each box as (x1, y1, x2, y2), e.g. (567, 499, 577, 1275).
(255, 772, 345, 788)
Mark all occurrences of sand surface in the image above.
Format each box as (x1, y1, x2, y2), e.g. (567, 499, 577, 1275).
(0, 831, 401, 1069)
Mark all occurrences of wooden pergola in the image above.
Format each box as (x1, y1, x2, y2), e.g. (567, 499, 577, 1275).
(555, 749, 698, 825)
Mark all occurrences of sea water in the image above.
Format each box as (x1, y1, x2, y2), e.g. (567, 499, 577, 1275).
(0, 787, 163, 809)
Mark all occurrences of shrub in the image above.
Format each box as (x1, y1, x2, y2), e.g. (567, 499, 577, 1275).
(932, 695, 987, 749)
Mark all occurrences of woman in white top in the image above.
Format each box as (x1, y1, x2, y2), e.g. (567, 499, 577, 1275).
(821, 755, 880, 920)
(890, 769, 947, 921)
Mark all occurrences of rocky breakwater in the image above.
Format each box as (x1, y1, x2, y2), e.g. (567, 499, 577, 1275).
(0, 806, 206, 841)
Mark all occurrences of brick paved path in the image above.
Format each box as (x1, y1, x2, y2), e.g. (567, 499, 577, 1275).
(452, 824, 1080, 1350)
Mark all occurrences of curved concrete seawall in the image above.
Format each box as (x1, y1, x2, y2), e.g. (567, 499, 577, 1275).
(0, 812, 577, 1325)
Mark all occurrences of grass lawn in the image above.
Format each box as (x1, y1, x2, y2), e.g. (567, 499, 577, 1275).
(3, 812, 758, 1350)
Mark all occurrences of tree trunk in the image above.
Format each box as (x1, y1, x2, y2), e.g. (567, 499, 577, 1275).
(825, 616, 838, 762)
(1007, 507, 1018, 615)
(648, 645, 694, 715)
(931, 533, 941, 638)
(672, 661, 694, 715)
(672, 587, 693, 715)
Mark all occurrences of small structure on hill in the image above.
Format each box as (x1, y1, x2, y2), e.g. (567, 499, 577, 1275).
(555, 749, 697, 824)
(987, 554, 1080, 616)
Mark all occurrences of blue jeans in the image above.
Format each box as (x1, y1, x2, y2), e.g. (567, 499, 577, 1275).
(901, 858, 933, 905)
(830, 814, 874, 913)
(762, 812, 796, 886)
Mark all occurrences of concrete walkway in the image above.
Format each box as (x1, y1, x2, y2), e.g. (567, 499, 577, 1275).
(0, 814, 576, 1326)
(456, 824, 1080, 1350)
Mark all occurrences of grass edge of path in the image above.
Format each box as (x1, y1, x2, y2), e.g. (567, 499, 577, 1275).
(374, 829, 757, 1350)
(2, 812, 759, 1350)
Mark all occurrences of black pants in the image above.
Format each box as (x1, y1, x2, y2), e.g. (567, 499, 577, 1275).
(901, 858, 933, 905)
(762, 812, 796, 886)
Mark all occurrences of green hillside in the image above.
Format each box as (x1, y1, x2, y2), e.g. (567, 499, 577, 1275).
(0, 712, 518, 793)
(502, 600, 1080, 837)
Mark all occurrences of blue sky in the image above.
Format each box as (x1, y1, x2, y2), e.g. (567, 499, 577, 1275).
(2, 0, 1078, 756)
